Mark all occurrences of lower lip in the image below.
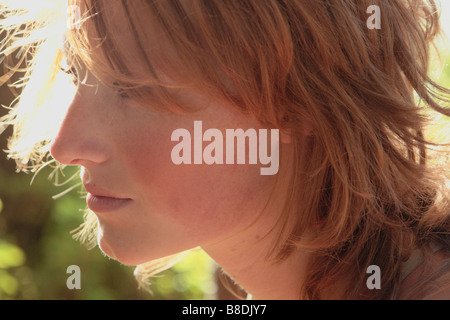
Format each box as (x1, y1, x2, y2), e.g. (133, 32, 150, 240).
(86, 193, 132, 213)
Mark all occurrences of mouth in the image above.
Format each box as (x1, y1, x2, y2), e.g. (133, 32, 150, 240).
(84, 184, 132, 213)
(86, 193, 133, 213)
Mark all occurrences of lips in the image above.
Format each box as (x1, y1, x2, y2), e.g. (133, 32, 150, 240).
(84, 184, 132, 213)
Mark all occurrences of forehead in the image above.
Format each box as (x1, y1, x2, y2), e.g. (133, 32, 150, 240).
(112, 2, 199, 86)
(67, 1, 162, 80)
(65, 0, 237, 109)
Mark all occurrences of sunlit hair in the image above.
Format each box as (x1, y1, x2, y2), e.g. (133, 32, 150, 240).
(1, 0, 450, 299)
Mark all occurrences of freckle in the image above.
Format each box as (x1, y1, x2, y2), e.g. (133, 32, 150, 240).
(255, 235, 261, 240)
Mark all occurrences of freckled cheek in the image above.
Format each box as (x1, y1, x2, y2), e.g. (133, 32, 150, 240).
(121, 130, 272, 234)
(145, 165, 250, 226)
(128, 146, 263, 228)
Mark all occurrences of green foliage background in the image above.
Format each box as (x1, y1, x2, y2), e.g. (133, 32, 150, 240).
(0, 14, 449, 301)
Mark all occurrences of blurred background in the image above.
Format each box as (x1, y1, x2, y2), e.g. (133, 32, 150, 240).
(0, 3, 450, 300)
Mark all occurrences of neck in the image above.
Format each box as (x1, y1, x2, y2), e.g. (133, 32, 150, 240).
(202, 147, 312, 300)
(202, 214, 311, 300)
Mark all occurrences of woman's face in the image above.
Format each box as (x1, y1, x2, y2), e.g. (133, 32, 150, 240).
(50, 45, 281, 266)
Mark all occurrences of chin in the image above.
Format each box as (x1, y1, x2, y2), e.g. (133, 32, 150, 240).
(95, 222, 197, 266)
(97, 237, 118, 260)
(98, 238, 140, 265)
(96, 233, 166, 266)
(95, 221, 140, 265)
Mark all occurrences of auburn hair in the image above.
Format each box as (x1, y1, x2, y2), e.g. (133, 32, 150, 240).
(1, 0, 450, 299)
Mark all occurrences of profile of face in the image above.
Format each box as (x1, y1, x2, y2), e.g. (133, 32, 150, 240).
(49, 3, 290, 266)
(6, 0, 450, 301)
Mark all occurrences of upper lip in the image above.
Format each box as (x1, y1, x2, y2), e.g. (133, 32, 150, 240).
(83, 183, 131, 200)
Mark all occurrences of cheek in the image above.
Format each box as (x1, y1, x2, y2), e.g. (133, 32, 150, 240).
(166, 166, 263, 225)
(125, 134, 272, 237)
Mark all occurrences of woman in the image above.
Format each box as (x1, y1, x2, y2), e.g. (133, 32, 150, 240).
(1, 0, 449, 299)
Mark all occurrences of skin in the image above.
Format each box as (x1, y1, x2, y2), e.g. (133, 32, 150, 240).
(50, 52, 310, 300)
(50, 3, 310, 298)
(51, 66, 279, 260)
(50, 2, 450, 300)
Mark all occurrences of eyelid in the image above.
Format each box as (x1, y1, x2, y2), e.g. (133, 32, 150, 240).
(59, 54, 135, 100)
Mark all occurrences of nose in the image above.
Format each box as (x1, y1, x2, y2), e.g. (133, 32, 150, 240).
(50, 90, 111, 166)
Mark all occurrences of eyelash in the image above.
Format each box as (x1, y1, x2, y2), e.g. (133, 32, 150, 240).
(59, 65, 130, 100)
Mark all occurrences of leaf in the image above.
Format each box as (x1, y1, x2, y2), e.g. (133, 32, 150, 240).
(0, 270, 19, 296)
(0, 240, 26, 269)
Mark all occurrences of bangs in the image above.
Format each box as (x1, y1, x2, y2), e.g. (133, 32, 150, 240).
(64, 0, 243, 115)
(64, 0, 295, 127)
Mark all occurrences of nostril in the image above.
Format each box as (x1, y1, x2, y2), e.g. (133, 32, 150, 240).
(68, 159, 85, 166)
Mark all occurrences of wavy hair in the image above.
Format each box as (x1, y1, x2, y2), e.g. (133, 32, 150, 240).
(1, 0, 450, 299)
